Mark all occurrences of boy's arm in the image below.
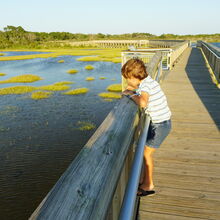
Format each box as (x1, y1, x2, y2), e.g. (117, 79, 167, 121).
(130, 91, 149, 108)
(122, 90, 149, 108)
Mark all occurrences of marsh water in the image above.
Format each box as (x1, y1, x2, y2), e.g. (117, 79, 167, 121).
(0, 51, 121, 220)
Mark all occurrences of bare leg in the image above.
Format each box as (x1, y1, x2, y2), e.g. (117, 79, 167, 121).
(139, 146, 156, 191)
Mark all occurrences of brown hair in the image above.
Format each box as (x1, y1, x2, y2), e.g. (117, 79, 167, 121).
(121, 58, 148, 80)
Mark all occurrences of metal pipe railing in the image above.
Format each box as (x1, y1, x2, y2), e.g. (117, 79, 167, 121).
(119, 114, 150, 220)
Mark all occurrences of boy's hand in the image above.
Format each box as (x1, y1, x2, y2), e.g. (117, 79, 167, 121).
(122, 89, 134, 96)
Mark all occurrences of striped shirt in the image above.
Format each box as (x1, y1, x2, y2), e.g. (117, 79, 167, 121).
(136, 75, 171, 123)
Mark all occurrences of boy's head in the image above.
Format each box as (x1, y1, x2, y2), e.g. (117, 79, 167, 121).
(121, 58, 148, 80)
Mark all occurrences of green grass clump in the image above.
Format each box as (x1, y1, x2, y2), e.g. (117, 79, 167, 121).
(38, 84, 70, 91)
(85, 65, 94, 70)
(54, 81, 73, 86)
(77, 121, 96, 131)
(0, 86, 37, 95)
(76, 56, 101, 62)
(63, 88, 89, 95)
(31, 91, 52, 99)
(99, 77, 107, 80)
(0, 74, 42, 84)
(67, 69, 78, 74)
(86, 77, 95, 81)
(58, 60, 65, 63)
(0, 73, 6, 76)
(98, 92, 121, 99)
(107, 84, 122, 92)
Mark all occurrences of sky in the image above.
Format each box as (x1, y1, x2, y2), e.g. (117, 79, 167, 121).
(1, 0, 219, 35)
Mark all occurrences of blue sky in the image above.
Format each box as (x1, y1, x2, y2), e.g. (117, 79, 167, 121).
(1, 0, 219, 35)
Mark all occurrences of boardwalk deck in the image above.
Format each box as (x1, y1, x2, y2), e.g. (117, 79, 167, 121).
(139, 47, 220, 220)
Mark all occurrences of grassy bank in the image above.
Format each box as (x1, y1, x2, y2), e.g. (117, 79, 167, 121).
(0, 47, 124, 63)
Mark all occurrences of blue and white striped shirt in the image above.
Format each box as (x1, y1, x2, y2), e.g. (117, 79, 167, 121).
(136, 75, 171, 123)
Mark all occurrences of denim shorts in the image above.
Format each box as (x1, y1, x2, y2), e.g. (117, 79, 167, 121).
(146, 119, 171, 149)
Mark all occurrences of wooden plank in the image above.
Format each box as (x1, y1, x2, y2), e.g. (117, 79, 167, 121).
(139, 210, 207, 220)
(140, 201, 220, 219)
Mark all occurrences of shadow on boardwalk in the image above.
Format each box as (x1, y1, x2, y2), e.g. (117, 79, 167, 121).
(185, 48, 220, 130)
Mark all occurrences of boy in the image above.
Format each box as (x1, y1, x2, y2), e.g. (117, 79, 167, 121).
(121, 58, 171, 196)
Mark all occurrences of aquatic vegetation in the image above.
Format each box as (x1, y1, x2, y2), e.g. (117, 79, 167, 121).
(0, 86, 37, 95)
(54, 81, 74, 86)
(103, 98, 113, 102)
(67, 69, 78, 74)
(58, 60, 65, 63)
(63, 88, 89, 95)
(0, 53, 4, 56)
(31, 91, 52, 99)
(38, 84, 70, 91)
(0, 126, 10, 132)
(98, 92, 121, 99)
(77, 121, 96, 131)
(99, 77, 107, 80)
(0, 48, 123, 63)
(0, 73, 6, 76)
(0, 105, 19, 114)
(107, 84, 122, 92)
(0, 74, 42, 84)
(85, 65, 94, 70)
(86, 77, 95, 81)
(76, 56, 101, 62)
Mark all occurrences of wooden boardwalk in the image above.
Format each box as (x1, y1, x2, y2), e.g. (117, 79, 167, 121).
(139, 47, 220, 220)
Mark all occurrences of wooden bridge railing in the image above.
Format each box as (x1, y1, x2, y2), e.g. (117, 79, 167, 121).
(198, 41, 220, 84)
(29, 42, 189, 220)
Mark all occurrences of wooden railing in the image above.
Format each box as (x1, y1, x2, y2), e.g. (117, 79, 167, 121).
(29, 41, 188, 220)
(198, 41, 220, 84)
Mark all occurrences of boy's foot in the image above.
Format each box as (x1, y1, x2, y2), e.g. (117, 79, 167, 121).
(137, 187, 155, 197)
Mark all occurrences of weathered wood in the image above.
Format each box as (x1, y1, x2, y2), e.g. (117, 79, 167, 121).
(29, 97, 140, 220)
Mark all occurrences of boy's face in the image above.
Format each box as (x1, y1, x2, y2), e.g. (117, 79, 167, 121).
(126, 77, 141, 88)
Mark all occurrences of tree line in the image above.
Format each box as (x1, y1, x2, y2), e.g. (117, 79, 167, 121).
(0, 25, 219, 49)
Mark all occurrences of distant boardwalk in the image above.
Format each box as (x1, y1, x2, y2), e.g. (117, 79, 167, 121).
(139, 47, 220, 219)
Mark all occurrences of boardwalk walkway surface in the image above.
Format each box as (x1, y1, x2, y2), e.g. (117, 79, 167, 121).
(139, 47, 220, 220)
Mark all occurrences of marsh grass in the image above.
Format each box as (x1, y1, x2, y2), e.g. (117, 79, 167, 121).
(0, 74, 42, 84)
(38, 84, 70, 91)
(0, 105, 19, 114)
(0, 82, 70, 95)
(76, 56, 101, 62)
(0, 86, 37, 95)
(107, 84, 122, 92)
(77, 121, 96, 131)
(67, 69, 78, 74)
(99, 77, 107, 80)
(0, 73, 6, 76)
(31, 91, 52, 99)
(0, 126, 10, 132)
(63, 88, 89, 95)
(58, 60, 65, 63)
(0, 48, 123, 63)
(54, 81, 73, 86)
(98, 92, 121, 99)
(103, 98, 113, 102)
(0, 53, 4, 56)
(85, 65, 94, 70)
(86, 77, 95, 81)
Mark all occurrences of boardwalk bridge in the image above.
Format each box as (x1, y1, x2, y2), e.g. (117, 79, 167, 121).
(30, 40, 220, 220)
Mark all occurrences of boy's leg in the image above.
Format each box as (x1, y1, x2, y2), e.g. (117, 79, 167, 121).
(139, 146, 156, 191)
